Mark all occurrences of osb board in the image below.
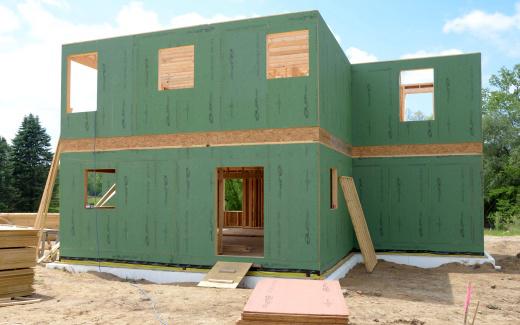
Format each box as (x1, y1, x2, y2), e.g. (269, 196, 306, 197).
(0, 268, 34, 299)
(242, 278, 348, 317)
(198, 261, 252, 289)
(0, 213, 59, 230)
(158, 45, 194, 90)
(0, 227, 39, 249)
(0, 248, 37, 271)
(351, 142, 482, 158)
(339, 177, 377, 272)
(267, 29, 309, 79)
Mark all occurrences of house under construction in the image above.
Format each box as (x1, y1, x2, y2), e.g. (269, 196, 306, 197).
(58, 11, 483, 274)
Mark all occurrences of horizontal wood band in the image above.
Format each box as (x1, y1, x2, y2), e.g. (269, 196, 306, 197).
(351, 142, 483, 158)
(60, 128, 482, 158)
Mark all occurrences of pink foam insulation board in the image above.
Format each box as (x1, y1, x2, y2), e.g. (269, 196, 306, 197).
(243, 278, 349, 316)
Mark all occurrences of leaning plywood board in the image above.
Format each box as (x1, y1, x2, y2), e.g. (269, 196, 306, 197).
(339, 176, 377, 272)
(198, 261, 252, 289)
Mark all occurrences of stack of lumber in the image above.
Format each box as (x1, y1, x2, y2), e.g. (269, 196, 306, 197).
(236, 278, 349, 324)
(0, 226, 37, 298)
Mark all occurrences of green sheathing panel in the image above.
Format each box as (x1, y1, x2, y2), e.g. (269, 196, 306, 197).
(60, 143, 320, 271)
(318, 145, 354, 272)
(351, 54, 481, 146)
(61, 11, 320, 139)
(353, 156, 484, 254)
(317, 16, 351, 144)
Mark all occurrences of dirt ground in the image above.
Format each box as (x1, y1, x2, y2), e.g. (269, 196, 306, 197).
(1, 236, 519, 325)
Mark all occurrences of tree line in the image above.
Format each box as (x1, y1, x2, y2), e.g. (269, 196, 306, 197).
(0, 66, 518, 231)
(0, 114, 58, 212)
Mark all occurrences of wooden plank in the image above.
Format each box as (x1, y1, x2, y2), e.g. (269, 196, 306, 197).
(217, 172, 225, 255)
(0, 268, 34, 299)
(0, 297, 41, 307)
(0, 213, 59, 230)
(197, 261, 252, 289)
(339, 177, 377, 272)
(34, 140, 62, 251)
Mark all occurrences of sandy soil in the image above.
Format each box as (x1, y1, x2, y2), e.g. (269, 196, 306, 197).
(1, 236, 519, 325)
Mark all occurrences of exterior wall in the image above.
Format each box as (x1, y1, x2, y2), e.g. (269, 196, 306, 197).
(317, 17, 355, 272)
(60, 11, 320, 139)
(319, 145, 354, 272)
(351, 54, 484, 254)
(60, 143, 320, 271)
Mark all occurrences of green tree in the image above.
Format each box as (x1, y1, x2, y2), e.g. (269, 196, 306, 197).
(482, 64, 520, 229)
(225, 179, 243, 211)
(10, 114, 53, 212)
(0, 136, 13, 211)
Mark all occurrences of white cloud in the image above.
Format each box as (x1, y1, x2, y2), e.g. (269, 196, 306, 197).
(443, 2, 520, 57)
(170, 12, 252, 28)
(0, 1, 255, 148)
(345, 47, 378, 64)
(400, 49, 463, 59)
(0, 5, 20, 34)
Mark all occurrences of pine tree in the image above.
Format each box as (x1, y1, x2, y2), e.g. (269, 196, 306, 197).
(10, 114, 53, 212)
(0, 136, 13, 211)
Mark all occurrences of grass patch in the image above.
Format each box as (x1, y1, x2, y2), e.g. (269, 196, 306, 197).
(485, 227, 520, 236)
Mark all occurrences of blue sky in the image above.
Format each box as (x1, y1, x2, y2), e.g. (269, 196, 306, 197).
(0, 0, 519, 147)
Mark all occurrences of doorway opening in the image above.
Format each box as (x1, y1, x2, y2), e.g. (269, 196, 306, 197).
(217, 167, 264, 257)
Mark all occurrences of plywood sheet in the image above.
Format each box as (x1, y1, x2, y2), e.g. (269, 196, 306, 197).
(0, 226, 39, 249)
(158, 45, 194, 90)
(197, 261, 252, 289)
(0, 247, 36, 271)
(242, 278, 348, 318)
(0, 213, 59, 230)
(339, 177, 377, 272)
(267, 30, 309, 79)
(0, 268, 34, 299)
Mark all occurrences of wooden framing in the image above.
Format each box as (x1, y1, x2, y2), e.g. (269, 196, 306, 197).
(158, 45, 195, 90)
(84, 169, 116, 209)
(34, 140, 61, 248)
(399, 68, 434, 122)
(267, 30, 309, 79)
(217, 167, 264, 256)
(66, 52, 98, 113)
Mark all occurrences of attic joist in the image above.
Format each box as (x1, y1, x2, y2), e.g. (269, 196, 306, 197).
(59, 127, 482, 158)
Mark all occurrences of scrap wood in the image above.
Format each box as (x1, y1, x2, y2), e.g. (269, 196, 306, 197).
(37, 242, 60, 264)
(0, 296, 41, 308)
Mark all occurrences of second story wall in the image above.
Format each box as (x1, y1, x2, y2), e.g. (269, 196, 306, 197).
(61, 12, 321, 139)
(351, 54, 481, 146)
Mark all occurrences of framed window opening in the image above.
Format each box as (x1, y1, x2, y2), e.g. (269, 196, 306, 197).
(84, 169, 116, 209)
(399, 68, 434, 122)
(67, 52, 98, 113)
(330, 168, 338, 209)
